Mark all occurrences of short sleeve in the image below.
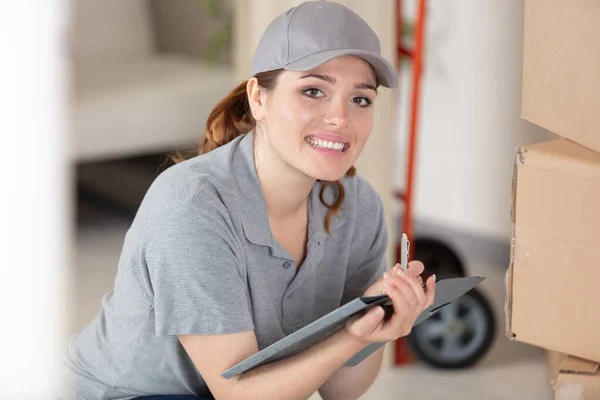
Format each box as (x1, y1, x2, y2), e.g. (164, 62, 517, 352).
(341, 188, 388, 305)
(143, 184, 254, 337)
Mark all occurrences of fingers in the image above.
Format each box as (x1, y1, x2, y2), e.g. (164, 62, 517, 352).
(381, 280, 412, 334)
(386, 277, 419, 309)
(396, 260, 425, 277)
(390, 265, 425, 301)
(354, 267, 437, 343)
(424, 274, 436, 308)
(363, 274, 387, 297)
(387, 266, 434, 314)
(347, 306, 385, 338)
(398, 272, 427, 307)
(351, 262, 437, 344)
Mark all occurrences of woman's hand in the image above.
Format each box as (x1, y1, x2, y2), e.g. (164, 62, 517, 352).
(345, 261, 436, 344)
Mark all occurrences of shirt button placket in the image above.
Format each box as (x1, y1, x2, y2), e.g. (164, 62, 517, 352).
(282, 292, 295, 332)
(282, 259, 298, 332)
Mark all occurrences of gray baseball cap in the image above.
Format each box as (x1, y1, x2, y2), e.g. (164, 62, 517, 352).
(250, 0, 398, 88)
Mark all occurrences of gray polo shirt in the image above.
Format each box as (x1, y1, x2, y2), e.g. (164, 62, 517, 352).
(61, 131, 388, 399)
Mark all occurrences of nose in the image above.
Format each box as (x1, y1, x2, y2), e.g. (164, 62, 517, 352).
(323, 97, 349, 128)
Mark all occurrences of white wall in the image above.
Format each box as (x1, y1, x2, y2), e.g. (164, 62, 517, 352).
(395, 0, 552, 241)
(0, 0, 70, 397)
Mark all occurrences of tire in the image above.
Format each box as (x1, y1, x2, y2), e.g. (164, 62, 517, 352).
(411, 237, 465, 279)
(407, 287, 496, 369)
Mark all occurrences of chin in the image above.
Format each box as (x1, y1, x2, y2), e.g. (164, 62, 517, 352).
(309, 168, 349, 183)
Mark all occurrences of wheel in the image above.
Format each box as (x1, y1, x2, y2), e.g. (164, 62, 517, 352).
(407, 287, 496, 369)
(412, 237, 465, 279)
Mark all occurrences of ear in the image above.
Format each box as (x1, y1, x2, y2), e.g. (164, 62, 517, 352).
(247, 78, 268, 121)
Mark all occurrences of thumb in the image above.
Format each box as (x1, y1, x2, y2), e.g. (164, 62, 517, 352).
(350, 306, 385, 337)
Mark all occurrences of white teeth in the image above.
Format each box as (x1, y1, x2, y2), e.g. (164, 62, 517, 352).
(307, 137, 346, 152)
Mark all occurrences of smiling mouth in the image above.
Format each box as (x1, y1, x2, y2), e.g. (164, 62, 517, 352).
(306, 137, 350, 152)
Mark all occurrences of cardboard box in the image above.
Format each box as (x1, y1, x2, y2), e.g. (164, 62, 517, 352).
(554, 356, 600, 400)
(506, 139, 600, 363)
(522, 0, 600, 154)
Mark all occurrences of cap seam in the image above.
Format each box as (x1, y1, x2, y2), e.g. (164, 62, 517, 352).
(286, 3, 306, 65)
(342, 6, 352, 48)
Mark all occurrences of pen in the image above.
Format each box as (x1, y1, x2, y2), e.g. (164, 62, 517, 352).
(400, 233, 410, 272)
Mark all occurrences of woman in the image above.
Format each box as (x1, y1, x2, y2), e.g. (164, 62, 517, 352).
(61, 1, 436, 399)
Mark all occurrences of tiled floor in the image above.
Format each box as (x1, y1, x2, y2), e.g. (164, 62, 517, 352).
(69, 209, 553, 400)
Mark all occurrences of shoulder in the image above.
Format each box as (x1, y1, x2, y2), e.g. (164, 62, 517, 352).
(128, 156, 245, 275)
(133, 142, 246, 240)
(340, 174, 384, 216)
(142, 137, 246, 211)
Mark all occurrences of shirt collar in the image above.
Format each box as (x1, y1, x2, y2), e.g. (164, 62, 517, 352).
(236, 131, 272, 248)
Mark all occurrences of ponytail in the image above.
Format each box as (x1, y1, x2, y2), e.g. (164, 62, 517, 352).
(320, 166, 356, 234)
(171, 70, 281, 163)
(199, 81, 254, 154)
(172, 70, 356, 234)
(170, 80, 254, 164)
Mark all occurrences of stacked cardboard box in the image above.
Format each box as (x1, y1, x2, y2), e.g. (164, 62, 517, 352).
(505, 0, 600, 398)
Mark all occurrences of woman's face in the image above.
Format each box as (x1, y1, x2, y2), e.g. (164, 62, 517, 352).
(253, 55, 377, 182)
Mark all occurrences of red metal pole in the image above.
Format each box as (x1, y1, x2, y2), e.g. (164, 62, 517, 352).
(403, 0, 425, 253)
(394, 0, 426, 366)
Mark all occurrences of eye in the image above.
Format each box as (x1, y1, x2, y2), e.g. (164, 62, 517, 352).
(353, 96, 372, 107)
(304, 88, 324, 98)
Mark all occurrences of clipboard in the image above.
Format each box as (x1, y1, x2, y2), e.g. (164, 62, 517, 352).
(222, 276, 485, 378)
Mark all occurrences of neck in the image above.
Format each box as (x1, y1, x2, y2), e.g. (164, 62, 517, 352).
(253, 130, 315, 219)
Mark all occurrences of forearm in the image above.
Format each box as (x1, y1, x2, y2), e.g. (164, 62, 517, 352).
(318, 346, 384, 400)
(230, 329, 367, 400)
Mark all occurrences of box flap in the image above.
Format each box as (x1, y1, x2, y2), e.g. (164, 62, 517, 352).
(505, 146, 525, 341)
(560, 356, 600, 376)
(517, 139, 600, 183)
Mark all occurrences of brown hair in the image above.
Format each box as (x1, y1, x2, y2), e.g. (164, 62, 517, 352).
(172, 70, 356, 234)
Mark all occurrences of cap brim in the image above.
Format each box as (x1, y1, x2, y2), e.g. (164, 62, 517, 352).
(283, 49, 398, 89)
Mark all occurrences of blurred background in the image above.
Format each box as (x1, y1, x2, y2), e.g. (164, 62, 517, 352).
(1, 0, 560, 398)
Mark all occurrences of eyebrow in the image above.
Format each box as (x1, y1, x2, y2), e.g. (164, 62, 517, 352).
(299, 73, 378, 95)
(355, 82, 378, 94)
